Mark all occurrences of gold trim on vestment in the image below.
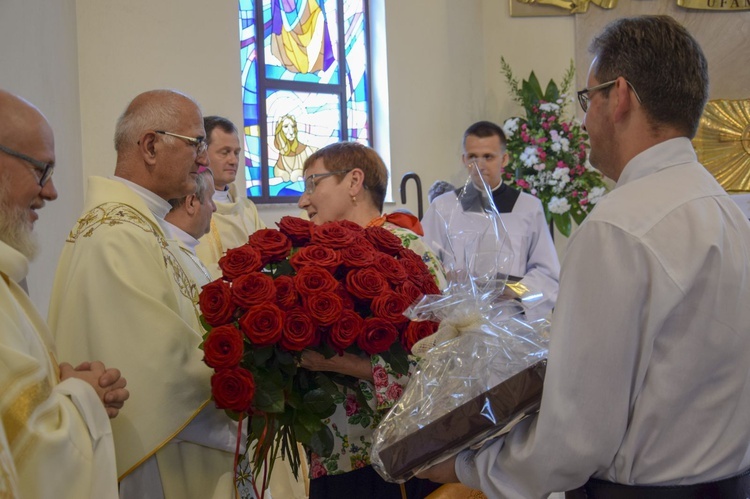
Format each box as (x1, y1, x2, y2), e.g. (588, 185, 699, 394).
(69, 203, 202, 323)
(1, 374, 52, 450)
(117, 399, 212, 481)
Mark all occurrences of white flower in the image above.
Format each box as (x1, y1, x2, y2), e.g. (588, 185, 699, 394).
(539, 102, 560, 113)
(550, 130, 561, 142)
(503, 118, 519, 138)
(531, 188, 537, 195)
(552, 167, 570, 186)
(560, 137, 570, 152)
(588, 186, 607, 204)
(551, 142, 562, 152)
(548, 196, 571, 214)
(533, 163, 546, 172)
(520, 146, 539, 167)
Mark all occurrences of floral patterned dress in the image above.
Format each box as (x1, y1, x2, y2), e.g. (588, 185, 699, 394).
(308, 222, 446, 477)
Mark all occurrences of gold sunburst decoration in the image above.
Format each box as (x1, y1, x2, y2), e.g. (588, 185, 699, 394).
(692, 99, 750, 192)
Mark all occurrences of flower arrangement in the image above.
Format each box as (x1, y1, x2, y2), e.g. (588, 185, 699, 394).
(197, 216, 441, 496)
(500, 57, 609, 237)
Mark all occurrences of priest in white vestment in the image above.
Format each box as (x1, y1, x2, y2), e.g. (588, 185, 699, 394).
(48, 90, 256, 499)
(0, 89, 126, 498)
(422, 121, 560, 319)
(197, 116, 266, 281)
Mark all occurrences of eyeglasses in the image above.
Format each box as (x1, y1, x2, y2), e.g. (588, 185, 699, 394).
(155, 130, 207, 155)
(0, 143, 55, 186)
(303, 170, 352, 195)
(577, 79, 642, 113)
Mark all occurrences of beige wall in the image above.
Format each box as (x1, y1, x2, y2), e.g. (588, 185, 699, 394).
(5, 0, 578, 311)
(0, 0, 84, 316)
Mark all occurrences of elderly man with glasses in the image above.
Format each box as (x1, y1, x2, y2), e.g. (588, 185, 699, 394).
(418, 15, 750, 499)
(0, 89, 130, 499)
(49, 90, 259, 498)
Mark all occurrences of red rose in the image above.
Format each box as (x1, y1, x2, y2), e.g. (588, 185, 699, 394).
(334, 283, 356, 310)
(345, 268, 388, 301)
(372, 364, 388, 388)
(328, 309, 364, 353)
(401, 320, 440, 353)
(276, 216, 314, 246)
(290, 245, 342, 273)
(339, 241, 377, 268)
(274, 275, 298, 309)
(373, 253, 408, 283)
(336, 219, 366, 234)
(247, 229, 292, 264)
(357, 317, 398, 355)
(203, 324, 245, 369)
(218, 245, 263, 281)
(280, 307, 317, 352)
(239, 303, 284, 346)
(305, 291, 343, 326)
(371, 291, 410, 324)
(294, 266, 338, 294)
(231, 272, 276, 309)
(199, 280, 236, 327)
(418, 274, 441, 296)
(397, 280, 424, 305)
(311, 222, 358, 249)
(211, 367, 256, 413)
(364, 226, 404, 255)
(401, 257, 430, 284)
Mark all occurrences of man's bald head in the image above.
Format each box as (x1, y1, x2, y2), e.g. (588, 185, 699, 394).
(114, 89, 200, 155)
(0, 90, 54, 152)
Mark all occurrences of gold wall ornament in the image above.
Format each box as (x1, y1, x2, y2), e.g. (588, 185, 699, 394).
(510, 0, 617, 17)
(692, 99, 750, 192)
(677, 0, 750, 10)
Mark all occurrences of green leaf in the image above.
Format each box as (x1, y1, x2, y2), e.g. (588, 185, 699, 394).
(525, 71, 544, 100)
(302, 388, 336, 415)
(543, 79, 560, 103)
(199, 315, 212, 335)
(570, 207, 587, 226)
(552, 212, 572, 238)
(308, 425, 334, 458)
(254, 375, 286, 413)
(250, 346, 275, 366)
(314, 373, 346, 404)
(381, 342, 410, 376)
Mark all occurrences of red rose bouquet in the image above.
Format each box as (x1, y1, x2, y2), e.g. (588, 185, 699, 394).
(198, 216, 441, 496)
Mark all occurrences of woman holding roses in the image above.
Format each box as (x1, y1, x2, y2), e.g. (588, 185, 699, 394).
(297, 142, 446, 498)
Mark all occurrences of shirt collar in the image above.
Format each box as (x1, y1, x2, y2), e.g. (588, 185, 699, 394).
(162, 221, 200, 254)
(616, 137, 697, 189)
(112, 176, 172, 220)
(213, 186, 232, 203)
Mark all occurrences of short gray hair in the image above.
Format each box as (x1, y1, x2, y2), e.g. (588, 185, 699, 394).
(114, 90, 199, 153)
(168, 169, 214, 209)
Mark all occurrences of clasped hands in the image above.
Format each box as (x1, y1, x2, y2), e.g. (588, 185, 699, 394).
(60, 360, 130, 418)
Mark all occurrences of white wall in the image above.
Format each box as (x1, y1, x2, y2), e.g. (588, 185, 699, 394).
(4, 0, 577, 311)
(0, 0, 84, 316)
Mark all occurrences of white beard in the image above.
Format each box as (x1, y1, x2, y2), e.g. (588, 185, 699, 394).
(0, 172, 39, 260)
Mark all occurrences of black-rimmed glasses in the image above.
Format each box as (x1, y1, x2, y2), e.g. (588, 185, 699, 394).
(155, 130, 207, 155)
(303, 170, 353, 195)
(577, 79, 642, 113)
(0, 143, 55, 186)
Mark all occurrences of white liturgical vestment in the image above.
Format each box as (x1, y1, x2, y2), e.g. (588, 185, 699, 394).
(1, 239, 117, 498)
(49, 176, 246, 499)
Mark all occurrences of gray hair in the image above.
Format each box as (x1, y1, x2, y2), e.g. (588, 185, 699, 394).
(168, 169, 214, 209)
(114, 89, 199, 153)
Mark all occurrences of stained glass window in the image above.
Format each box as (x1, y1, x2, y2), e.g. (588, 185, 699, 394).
(239, 0, 372, 203)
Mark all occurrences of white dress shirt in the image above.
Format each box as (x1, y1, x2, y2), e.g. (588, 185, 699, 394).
(455, 138, 750, 498)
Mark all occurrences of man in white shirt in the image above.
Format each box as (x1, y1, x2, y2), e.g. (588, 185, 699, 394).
(0, 88, 128, 499)
(196, 116, 265, 280)
(422, 121, 560, 318)
(418, 15, 750, 498)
